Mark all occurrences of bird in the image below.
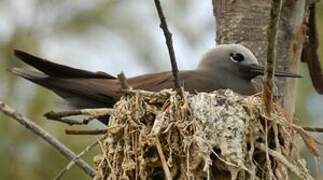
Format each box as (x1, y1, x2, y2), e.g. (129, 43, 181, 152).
(11, 44, 301, 124)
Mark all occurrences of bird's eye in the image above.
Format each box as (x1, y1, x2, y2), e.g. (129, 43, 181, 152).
(230, 53, 244, 63)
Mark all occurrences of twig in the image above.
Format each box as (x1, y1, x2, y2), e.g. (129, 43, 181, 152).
(150, 112, 166, 136)
(153, 0, 183, 97)
(302, 126, 323, 133)
(65, 129, 108, 135)
(295, 126, 323, 156)
(46, 108, 114, 118)
(264, 119, 273, 180)
(45, 109, 83, 118)
(117, 72, 131, 90)
(155, 137, 172, 180)
(47, 116, 95, 126)
(262, 0, 283, 114)
(263, 0, 283, 172)
(0, 101, 96, 178)
(263, 2, 283, 177)
(44, 108, 114, 125)
(45, 110, 92, 125)
(256, 143, 314, 180)
(54, 134, 108, 180)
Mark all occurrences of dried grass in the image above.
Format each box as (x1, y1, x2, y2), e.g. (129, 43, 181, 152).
(93, 89, 315, 180)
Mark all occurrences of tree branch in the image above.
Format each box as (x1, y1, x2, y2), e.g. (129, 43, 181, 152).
(65, 129, 108, 135)
(262, 1, 284, 178)
(54, 134, 108, 180)
(256, 143, 314, 180)
(46, 116, 95, 126)
(155, 137, 172, 180)
(302, 126, 323, 133)
(44, 108, 114, 125)
(0, 101, 96, 177)
(153, 0, 183, 97)
(263, 0, 284, 114)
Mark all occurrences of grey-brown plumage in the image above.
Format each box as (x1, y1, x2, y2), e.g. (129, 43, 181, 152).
(12, 44, 300, 124)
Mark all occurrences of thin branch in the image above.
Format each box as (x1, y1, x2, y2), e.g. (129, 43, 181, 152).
(295, 126, 323, 156)
(262, 1, 283, 178)
(54, 135, 108, 180)
(65, 129, 108, 135)
(45, 110, 90, 125)
(45, 108, 114, 118)
(263, 0, 284, 114)
(155, 137, 172, 180)
(45, 109, 83, 118)
(46, 116, 95, 126)
(302, 126, 323, 133)
(153, 0, 183, 97)
(44, 108, 114, 125)
(264, 120, 273, 180)
(0, 101, 96, 178)
(256, 143, 314, 180)
(150, 112, 166, 136)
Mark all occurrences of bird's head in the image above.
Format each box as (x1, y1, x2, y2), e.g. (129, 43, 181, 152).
(198, 44, 301, 80)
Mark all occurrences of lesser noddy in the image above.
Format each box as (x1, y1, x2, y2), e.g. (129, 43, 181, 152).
(11, 44, 300, 124)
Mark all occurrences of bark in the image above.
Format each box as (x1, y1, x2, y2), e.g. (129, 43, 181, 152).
(213, 0, 309, 115)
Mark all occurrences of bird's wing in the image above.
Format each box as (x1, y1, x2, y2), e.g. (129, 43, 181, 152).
(128, 71, 223, 93)
(179, 71, 224, 93)
(128, 71, 174, 91)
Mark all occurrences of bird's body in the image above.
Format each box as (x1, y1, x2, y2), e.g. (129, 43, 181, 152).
(12, 44, 300, 124)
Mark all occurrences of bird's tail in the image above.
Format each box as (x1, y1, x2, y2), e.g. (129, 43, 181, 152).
(11, 67, 47, 82)
(13, 50, 115, 79)
(11, 50, 117, 109)
(12, 50, 119, 125)
(12, 49, 116, 93)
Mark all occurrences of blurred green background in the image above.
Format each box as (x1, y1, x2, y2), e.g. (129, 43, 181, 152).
(0, 0, 322, 179)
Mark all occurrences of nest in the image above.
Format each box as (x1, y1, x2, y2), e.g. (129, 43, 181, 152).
(93, 89, 314, 180)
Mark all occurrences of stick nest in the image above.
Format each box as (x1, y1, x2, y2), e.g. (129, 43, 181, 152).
(94, 89, 314, 180)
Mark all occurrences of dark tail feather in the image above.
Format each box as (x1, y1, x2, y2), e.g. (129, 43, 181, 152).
(11, 67, 115, 107)
(11, 67, 58, 92)
(11, 68, 47, 83)
(11, 68, 113, 125)
(12, 50, 117, 125)
(14, 49, 115, 79)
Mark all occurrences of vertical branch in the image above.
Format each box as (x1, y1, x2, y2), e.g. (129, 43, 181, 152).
(155, 137, 172, 180)
(263, 0, 284, 114)
(153, 0, 183, 97)
(262, 1, 284, 179)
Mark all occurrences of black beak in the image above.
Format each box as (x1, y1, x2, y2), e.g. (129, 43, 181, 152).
(241, 64, 302, 78)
